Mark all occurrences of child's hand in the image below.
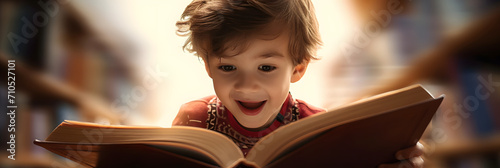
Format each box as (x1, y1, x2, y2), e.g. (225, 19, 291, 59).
(378, 142, 425, 168)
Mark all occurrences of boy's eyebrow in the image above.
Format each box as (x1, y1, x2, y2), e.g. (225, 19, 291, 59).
(218, 51, 285, 58)
(260, 51, 284, 58)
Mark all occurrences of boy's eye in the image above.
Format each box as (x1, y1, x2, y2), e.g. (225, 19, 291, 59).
(218, 65, 237, 72)
(258, 65, 276, 72)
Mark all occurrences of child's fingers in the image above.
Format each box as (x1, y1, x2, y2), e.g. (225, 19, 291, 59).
(395, 142, 425, 160)
(378, 156, 424, 168)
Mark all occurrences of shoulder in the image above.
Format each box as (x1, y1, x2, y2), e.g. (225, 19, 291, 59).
(172, 95, 215, 128)
(296, 99, 326, 119)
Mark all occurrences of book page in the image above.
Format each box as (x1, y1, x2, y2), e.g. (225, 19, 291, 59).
(41, 121, 245, 168)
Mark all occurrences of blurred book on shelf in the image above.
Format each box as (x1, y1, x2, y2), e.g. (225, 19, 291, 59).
(1, 0, 138, 167)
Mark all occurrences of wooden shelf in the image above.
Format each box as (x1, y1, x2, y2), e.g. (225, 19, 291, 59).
(430, 135, 500, 158)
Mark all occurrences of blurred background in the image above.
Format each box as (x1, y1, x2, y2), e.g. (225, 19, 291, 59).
(1, 0, 499, 167)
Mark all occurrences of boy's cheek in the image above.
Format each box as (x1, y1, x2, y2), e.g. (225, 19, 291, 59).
(212, 76, 235, 88)
(263, 74, 292, 89)
(210, 72, 228, 82)
(212, 81, 231, 94)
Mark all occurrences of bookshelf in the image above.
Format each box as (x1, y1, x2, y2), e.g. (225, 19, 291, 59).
(0, 1, 136, 167)
(327, 1, 500, 167)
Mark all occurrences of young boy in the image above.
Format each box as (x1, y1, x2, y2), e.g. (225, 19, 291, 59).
(173, 0, 423, 167)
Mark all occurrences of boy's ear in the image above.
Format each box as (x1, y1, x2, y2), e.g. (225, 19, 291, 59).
(291, 62, 308, 83)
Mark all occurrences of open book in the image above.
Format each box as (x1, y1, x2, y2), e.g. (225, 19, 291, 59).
(34, 84, 444, 168)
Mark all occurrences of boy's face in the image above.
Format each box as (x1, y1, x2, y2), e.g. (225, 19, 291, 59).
(204, 32, 307, 129)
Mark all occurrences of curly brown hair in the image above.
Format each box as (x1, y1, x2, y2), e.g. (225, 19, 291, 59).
(176, 0, 322, 65)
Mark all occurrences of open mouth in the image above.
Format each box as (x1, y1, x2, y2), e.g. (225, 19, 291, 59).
(236, 100, 267, 116)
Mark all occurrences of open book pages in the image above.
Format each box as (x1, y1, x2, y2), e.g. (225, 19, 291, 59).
(35, 84, 442, 167)
(41, 121, 244, 168)
(246, 84, 437, 165)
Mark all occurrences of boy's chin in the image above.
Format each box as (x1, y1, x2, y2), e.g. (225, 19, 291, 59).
(234, 114, 275, 129)
(236, 118, 264, 128)
(240, 122, 267, 129)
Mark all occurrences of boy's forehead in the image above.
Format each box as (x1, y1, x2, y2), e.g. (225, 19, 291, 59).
(221, 24, 290, 52)
(219, 31, 290, 58)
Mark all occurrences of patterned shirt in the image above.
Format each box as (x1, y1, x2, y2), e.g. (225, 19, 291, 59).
(172, 94, 325, 155)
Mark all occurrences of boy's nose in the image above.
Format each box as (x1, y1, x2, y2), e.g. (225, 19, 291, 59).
(234, 73, 259, 92)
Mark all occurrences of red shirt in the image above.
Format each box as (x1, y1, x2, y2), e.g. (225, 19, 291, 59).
(172, 94, 325, 155)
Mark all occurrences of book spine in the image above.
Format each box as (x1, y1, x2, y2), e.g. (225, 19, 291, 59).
(457, 59, 495, 137)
